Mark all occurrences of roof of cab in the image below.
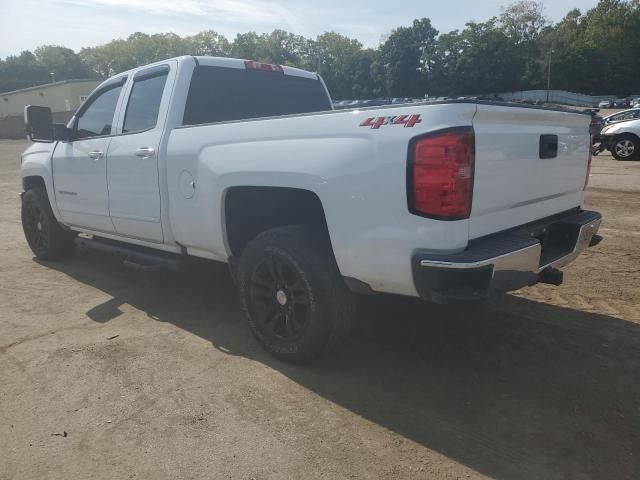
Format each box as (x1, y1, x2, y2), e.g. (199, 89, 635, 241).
(93, 55, 319, 93)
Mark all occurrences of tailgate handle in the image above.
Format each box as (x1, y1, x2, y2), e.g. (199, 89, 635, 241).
(539, 135, 558, 159)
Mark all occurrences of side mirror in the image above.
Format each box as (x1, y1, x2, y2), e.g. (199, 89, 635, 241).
(24, 105, 53, 142)
(24, 105, 72, 142)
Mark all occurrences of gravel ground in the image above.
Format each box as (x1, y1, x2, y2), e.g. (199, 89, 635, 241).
(1, 140, 639, 480)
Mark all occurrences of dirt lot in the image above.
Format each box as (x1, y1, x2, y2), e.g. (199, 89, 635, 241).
(1, 140, 639, 480)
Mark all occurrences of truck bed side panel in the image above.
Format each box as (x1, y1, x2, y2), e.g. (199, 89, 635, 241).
(165, 103, 477, 296)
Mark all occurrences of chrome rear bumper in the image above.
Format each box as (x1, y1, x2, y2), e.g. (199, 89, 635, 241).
(412, 210, 602, 303)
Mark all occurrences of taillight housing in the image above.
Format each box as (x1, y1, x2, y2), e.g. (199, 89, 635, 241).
(584, 134, 593, 190)
(408, 127, 475, 219)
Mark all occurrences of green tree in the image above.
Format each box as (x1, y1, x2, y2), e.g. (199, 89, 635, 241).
(6, 1, 640, 99)
(432, 20, 524, 95)
(499, 0, 548, 45)
(80, 32, 192, 77)
(230, 32, 261, 60)
(0, 51, 47, 92)
(34, 45, 93, 81)
(186, 31, 230, 56)
(499, 0, 549, 88)
(541, 0, 640, 95)
(577, 0, 640, 94)
(230, 30, 311, 66)
(258, 30, 310, 65)
(185, 30, 231, 57)
(351, 48, 382, 99)
(380, 18, 439, 97)
(312, 32, 366, 99)
(551, 8, 583, 48)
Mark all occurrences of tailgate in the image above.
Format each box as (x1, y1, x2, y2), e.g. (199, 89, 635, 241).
(470, 104, 591, 239)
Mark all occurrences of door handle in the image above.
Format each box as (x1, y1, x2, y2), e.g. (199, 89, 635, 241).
(88, 150, 104, 160)
(135, 146, 155, 158)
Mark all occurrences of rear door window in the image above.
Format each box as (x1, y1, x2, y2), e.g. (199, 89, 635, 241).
(183, 66, 331, 126)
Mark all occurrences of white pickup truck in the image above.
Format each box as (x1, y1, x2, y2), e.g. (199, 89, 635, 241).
(20, 56, 602, 361)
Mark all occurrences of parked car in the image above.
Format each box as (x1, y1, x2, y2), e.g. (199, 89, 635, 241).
(20, 55, 602, 361)
(359, 98, 390, 107)
(333, 100, 353, 110)
(598, 100, 613, 108)
(600, 117, 640, 160)
(614, 99, 631, 108)
(591, 108, 640, 157)
(603, 108, 640, 124)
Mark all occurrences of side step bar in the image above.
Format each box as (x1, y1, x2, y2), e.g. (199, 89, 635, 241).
(75, 236, 183, 272)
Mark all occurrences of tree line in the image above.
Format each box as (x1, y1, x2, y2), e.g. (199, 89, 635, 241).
(1, 0, 639, 99)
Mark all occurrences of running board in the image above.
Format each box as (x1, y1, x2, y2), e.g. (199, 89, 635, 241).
(75, 236, 183, 272)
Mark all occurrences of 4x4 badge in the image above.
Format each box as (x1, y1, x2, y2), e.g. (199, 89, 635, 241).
(360, 114, 422, 129)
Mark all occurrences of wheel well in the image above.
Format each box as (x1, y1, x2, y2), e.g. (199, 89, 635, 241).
(614, 132, 640, 142)
(23, 176, 46, 192)
(224, 186, 330, 257)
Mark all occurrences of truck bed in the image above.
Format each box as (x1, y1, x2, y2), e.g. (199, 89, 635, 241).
(166, 99, 591, 296)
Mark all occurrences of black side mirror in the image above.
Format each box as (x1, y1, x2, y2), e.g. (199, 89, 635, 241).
(24, 105, 54, 142)
(24, 105, 72, 142)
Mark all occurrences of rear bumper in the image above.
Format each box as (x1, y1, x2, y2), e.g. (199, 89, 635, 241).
(412, 210, 602, 304)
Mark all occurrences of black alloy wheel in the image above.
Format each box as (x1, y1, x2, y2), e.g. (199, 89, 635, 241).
(22, 199, 51, 255)
(21, 187, 76, 260)
(249, 256, 311, 342)
(237, 225, 355, 362)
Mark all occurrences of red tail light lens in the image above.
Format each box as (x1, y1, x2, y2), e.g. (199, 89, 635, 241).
(408, 127, 474, 219)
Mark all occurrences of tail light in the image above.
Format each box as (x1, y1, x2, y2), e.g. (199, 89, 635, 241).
(585, 134, 593, 190)
(408, 127, 474, 219)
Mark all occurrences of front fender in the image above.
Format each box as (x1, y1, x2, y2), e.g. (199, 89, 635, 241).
(20, 142, 63, 222)
(602, 124, 640, 138)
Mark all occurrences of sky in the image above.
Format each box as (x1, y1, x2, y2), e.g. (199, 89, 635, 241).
(0, 0, 601, 58)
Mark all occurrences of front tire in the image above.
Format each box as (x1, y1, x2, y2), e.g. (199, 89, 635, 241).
(611, 134, 639, 160)
(21, 187, 76, 260)
(236, 225, 355, 362)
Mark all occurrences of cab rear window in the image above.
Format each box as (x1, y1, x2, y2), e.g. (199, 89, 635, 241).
(182, 66, 331, 126)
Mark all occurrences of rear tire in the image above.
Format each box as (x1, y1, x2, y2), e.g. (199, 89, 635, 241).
(611, 134, 639, 160)
(236, 225, 355, 362)
(21, 187, 76, 260)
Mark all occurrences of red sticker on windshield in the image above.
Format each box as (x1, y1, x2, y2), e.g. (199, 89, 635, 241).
(360, 114, 422, 129)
